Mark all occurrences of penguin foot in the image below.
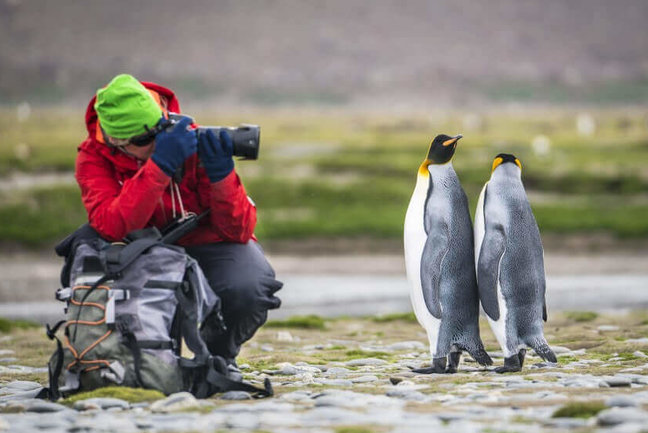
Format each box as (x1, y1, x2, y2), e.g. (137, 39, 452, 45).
(445, 351, 461, 373)
(518, 349, 527, 368)
(494, 354, 522, 374)
(412, 357, 447, 374)
(412, 366, 446, 374)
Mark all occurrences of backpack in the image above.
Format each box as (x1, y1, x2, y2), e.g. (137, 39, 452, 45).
(40, 224, 272, 400)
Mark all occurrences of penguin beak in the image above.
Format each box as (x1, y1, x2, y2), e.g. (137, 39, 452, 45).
(442, 134, 462, 147)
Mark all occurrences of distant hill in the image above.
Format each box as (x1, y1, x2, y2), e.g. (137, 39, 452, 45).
(2, 0, 648, 107)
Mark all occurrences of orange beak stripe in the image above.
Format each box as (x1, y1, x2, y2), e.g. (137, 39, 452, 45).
(442, 137, 459, 147)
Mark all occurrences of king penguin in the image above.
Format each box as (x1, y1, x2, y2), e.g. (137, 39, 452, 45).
(474, 154, 557, 373)
(404, 134, 492, 374)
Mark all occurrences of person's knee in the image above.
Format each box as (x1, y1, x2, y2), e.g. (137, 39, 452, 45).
(221, 273, 282, 314)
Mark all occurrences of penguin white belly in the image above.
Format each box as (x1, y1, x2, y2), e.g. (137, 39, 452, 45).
(474, 183, 512, 357)
(404, 175, 441, 355)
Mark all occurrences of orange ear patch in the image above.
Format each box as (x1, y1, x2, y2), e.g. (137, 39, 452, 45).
(491, 157, 504, 172)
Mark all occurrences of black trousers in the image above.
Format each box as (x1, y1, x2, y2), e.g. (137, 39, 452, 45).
(185, 241, 282, 362)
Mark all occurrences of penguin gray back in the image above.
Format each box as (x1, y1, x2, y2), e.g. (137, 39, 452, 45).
(478, 156, 546, 336)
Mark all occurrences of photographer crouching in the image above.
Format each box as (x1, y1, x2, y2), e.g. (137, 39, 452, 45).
(75, 73, 282, 380)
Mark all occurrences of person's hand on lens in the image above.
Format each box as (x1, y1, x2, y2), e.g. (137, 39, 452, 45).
(151, 115, 197, 177)
(198, 129, 234, 182)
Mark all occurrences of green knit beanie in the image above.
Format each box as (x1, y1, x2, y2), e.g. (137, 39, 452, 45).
(94, 74, 162, 139)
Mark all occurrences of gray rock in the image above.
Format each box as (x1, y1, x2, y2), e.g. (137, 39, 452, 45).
(633, 351, 648, 359)
(389, 376, 404, 385)
(313, 390, 399, 409)
(606, 395, 638, 408)
(278, 365, 298, 375)
(598, 325, 620, 332)
(71, 413, 139, 432)
(598, 407, 648, 426)
(345, 358, 388, 367)
(73, 397, 130, 411)
(326, 367, 351, 376)
(351, 375, 378, 383)
(2, 381, 42, 392)
(0, 416, 9, 430)
(543, 417, 589, 428)
(150, 392, 200, 413)
(23, 400, 68, 413)
(0, 388, 44, 402)
(386, 341, 425, 351)
(0, 351, 14, 356)
(260, 344, 274, 352)
(626, 338, 648, 344)
(551, 346, 573, 354)
(604, 377, 633, 387)
(0, 358, 18, 364)
(225, 413, 260, 430)
(385, 388, 426, 401)
(280, 391, 312, 402)
(0, 365, 47, 374)
(221, 391, 252, 400)
(314, 378, 353, 386)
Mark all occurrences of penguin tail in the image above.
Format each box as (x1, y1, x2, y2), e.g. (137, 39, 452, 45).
(527, 336, 557, 363)
(464, 342, 493, 366)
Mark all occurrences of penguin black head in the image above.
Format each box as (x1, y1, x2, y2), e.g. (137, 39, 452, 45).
(491, 153, 522, 172)
(419, 134, 462, 174)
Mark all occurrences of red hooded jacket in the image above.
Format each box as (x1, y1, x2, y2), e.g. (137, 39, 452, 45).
(75, 81, 256, 245)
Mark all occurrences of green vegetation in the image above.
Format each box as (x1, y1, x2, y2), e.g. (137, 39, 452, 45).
(62, 386, 165, 404)
(1, 108, 648, 247)
(372, 312, 417, 323)
(551, 401, 606, 418)
(565, 311, 599, 323)
(265, 315, 327, 330)
(0, 317, 40, 333)
(344, 349, 391, 360)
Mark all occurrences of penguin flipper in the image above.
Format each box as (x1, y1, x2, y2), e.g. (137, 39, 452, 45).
(477, 224, 505, 321)
(420, 224, 449, 319)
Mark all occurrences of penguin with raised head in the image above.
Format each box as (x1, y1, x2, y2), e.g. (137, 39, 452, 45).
(404, 134, 492, 374)
(474, 154, 557, 373)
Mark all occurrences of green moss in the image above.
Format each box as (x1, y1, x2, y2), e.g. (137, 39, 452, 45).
(344, 350, 391, 360)
(564, 311, 599, 323)
(265, 315, 326, 330)
(62, 386, 165, 404)
(552, 401, 606, 418)
(558, 355, 579, 364)
(372, 312, 417, 323)
(0, 317, 40, 333)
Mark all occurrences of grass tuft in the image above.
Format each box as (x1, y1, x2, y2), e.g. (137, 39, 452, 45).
(0, 317, 40, 333)
(552, 401, 606, 418)
(372, 312, 417, 323)
(565, 311, 599, 322)
(62, 386, 165, 404)
(265, 315, 326, 330)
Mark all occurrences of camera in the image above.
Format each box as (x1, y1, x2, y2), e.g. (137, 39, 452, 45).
(168, 113, 260, 160)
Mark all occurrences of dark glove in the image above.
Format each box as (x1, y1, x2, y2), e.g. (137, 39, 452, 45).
(151, 116, 197, 177)
(198, 129, 234, 182)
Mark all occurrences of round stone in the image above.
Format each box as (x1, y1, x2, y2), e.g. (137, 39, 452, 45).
(150, 392, 200, 413)
(221, 391, 252, 400)
(605, 395, 638, 408)
(73, 397, 130, 411)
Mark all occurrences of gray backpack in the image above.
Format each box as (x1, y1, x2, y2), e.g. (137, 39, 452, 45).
(41, 226, 272, 400)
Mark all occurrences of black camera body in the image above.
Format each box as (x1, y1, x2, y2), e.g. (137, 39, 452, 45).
(168, 113, 260, 160)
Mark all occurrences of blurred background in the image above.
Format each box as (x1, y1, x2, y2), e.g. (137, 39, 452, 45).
(1, 0, 647, 321)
